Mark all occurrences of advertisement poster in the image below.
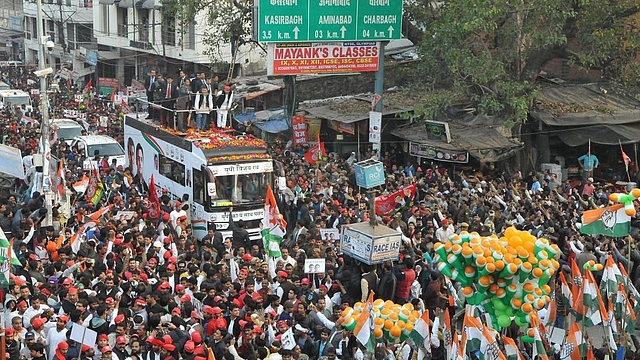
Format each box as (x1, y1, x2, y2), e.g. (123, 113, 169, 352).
(307, 118, 322, 141)
(268, 42, 380, 76)
(369, 111, 382, 143)
(409, 142, 469, 164)
(292, 115, 307, 145)
(98, 77, 119, 96)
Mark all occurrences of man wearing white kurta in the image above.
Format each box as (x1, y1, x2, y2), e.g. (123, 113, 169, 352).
(216, 86, 234, 128)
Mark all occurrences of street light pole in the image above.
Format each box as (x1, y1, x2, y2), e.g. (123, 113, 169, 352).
(36, 0, 53, 226)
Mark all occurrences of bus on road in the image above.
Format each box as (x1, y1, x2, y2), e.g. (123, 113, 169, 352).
(124, 114, 273, 240)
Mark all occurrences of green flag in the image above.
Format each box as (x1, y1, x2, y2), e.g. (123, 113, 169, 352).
(0, 227, 20, 288)
(261, 228, 282, 258)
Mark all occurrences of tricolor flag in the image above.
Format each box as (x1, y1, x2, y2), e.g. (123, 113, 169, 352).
(69, 221, 97, 254)
(0, 227, 22, 287)
(622, 148, 632, 172)
(354, 292, 375, 353)
(562, 322, 585, 360)
(581, 204, 631, 237)
(73, 175, 90, 194)
(261, 184, 287, 258)
(449, 329, 460, 360)
(444, 276, 463, 308)
(444, 308, 453, 356)
(409, 310, 430, 348)
(619, 265, 640, 313)
(601, 255, 625, 298)
(571, 260, 584, 317)
(503, 336, 525, 360)
(615, 282, 636, 332)
(480, 324, 506, 360)
(530, 316, 549, 360)
(546, 296, 557, 328)
(464, 314, 483, 355)
(559, 271, 573, 310)
(583, 269, 608, 327)
(606, 300, 619, 351)
(88, 204, 114, 221)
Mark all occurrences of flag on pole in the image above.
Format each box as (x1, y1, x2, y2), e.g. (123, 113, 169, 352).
(463, 314, 483, 355)
(354, 292, 375, 353)
(606, 299, 619, 351)
(0, 228, 22, 287)
(88, 204, 114, 221)
(559, 271, 573, 310)
(449, 329, 459, 360)
(56, 160, 66, 197)
(601, 255, 625, 298)
(409, 309, 430, 348)
(530, 316, 549, 360)
(546, 296, 557, 328)
(616, 282, 636, 332)
(582, 269, 608, 327)
(562, 322, 585, 360)
(503, 336, 525, 360)
(480, 324, 506, 360)
(303, 133, 326, 164)
(444, 276, 463, 308)
(580, 204, 631, 237)
(443, 308, 453, 355)
(83, 78, 92, 94)
(619, 265, 640, 313)
(73, 175, 90, 194)
(147, 174, 160, 219)
(622, 148, 632, 172)
(69, 221, 97, 254)
(261, 184, 287, 258)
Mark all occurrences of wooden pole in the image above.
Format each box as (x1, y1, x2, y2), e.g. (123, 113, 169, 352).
(0, 331, 5, 360)
(588, 139, 592, 178)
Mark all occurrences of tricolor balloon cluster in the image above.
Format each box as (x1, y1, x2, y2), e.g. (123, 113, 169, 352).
(610, 188, 640, 216)
(434, 227, 561, 329)
(338, 300, 419, 343)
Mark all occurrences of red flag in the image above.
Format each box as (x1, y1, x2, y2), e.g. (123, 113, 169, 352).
(374, 183, 418, 215)
(83, 78, 92, 94)
(147, 174, 160, 219)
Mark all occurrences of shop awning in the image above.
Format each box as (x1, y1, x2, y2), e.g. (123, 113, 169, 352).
(99, 0, 116, 4)
(140, 0, 160, 9)
(530, 83, 640, 145)
(301, 99, 408, 123)
(391, 116, 523, 163)
(234, 108, 290, 134)
(118, 0, 134, 8)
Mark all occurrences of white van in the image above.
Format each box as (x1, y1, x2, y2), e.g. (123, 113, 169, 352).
(0, 89, 32, 112)
(0, 81, 11, 90)
(71, 135, 126, 169)
(51, 119, 84, 145)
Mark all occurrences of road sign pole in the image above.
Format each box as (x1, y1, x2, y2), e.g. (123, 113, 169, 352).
(372, 42, 386, 158)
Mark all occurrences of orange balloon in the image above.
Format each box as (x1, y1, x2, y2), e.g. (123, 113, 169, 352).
(541, 285, 551, 295)
(489, 284, 499, 294)
(527, 328, 535, 337)
(532, 268, 543, 277)
(523, 283, 534, 292)
(463, 287, 474, 297)
(511, 298, 522, 309)
(390, 326, 402, 338)
(486, 263, 496, 273)
(521, 262, 533, 272)
(479, 276, 492, 286)
(495, 260, 505, 271)
(384, 320, 394, 330)
(374, 318, 385, 327)
(389, 313, 399, 322)
(528, 257, 538, 266)
(404, 323, 414, 333)
(496, 288, 506, 298)
(522, 303, 533, 314)
(522, 241, 534, 253)
(505, 227, 518, 239)
(476, 256, 487, 266)
(374, 328, 383, 338)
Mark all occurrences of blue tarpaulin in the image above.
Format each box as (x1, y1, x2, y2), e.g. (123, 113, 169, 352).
(234, 108, 290, 134)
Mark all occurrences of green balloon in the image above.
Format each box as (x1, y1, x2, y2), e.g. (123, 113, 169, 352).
(494, 300, 507, 312)
(497, 315, 512, 328)
(515, 317, 528, 327)
(521, 335, 535, 343)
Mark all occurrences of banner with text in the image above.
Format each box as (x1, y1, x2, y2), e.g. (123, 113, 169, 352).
(409, 142, 469, 164)
(292, 115, 307, 144)
(375, 183, 418, 215)
(267, 42, 380, 76)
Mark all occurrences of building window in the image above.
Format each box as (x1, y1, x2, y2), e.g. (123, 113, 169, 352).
(159, 154, 185, 186)
(138, 9, 149, 42)
(67, 23, 75, 50)
(101, 4, 109, 36)
(24, 17, 32, 40)
(117, 8, 128, 38)
(162, 14, 175, 46)
(77, 24, 92, 43)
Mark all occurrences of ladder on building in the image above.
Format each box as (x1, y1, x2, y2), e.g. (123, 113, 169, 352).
(226, 40, 240, 84)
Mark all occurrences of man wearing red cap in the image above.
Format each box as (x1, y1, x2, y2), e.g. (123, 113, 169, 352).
(54, 341, 69, 360)
(113, 335, 130, 360)
(46, 314, 69, 358)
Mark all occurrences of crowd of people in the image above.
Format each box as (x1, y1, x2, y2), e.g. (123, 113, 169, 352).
(0, 65, 636, 360)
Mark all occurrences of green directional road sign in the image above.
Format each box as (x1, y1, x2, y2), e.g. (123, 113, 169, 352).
(257, 0, 403, 43)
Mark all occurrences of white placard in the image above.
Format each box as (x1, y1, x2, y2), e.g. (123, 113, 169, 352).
(549, 326, 565, 345)
(319, 228, 339, 243)
(70, 323, 98, 347)
(304, 258, 326, 274)
(369, 111, 382, 143)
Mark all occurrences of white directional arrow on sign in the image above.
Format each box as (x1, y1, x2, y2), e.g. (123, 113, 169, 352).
(340, 26, 347, 38)
(293, 26, 300, 39)
(387, 26, 394, 38)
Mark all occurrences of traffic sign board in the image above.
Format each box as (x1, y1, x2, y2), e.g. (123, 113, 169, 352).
(257, 0, 402, 42)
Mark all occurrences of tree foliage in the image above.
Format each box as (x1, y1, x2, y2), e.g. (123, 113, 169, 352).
(411, 0, 640, 126)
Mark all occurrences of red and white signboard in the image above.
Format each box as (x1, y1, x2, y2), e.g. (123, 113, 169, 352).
(267, 42, 380, 76)
(292, 115, 307, 145)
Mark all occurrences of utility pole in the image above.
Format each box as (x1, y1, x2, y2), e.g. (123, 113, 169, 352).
(37, 0, 53, 226)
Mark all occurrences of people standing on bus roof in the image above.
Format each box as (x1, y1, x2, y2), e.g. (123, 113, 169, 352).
(216, 85, 234, 129)
(161, 75, 178, 129)
(193, 87, 213, 131)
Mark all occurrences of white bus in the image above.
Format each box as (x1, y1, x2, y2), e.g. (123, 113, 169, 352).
(124, 114, 273, 240)
(0, 89, 32, 112)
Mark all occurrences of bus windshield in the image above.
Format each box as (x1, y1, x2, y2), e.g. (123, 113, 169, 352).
(211, 173, 269, 204)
